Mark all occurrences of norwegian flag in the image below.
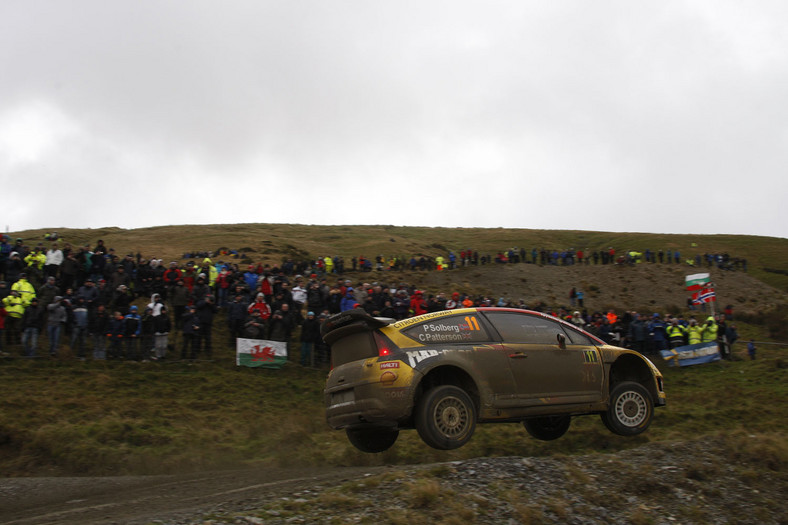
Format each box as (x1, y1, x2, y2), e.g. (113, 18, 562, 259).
(692, 287, 716, 304)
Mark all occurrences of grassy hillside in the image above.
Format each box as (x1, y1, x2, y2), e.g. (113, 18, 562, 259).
(11, 224, 788, 292)
(2, 224, 787, 476)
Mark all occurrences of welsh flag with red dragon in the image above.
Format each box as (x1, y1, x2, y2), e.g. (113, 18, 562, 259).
(236, 338, 288, 368)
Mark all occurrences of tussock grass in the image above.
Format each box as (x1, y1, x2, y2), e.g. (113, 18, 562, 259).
(402, 478, 443, 508)
(2, 344, 787, 475)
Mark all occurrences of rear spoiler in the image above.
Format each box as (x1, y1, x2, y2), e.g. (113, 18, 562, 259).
(321, 310, 394, 345)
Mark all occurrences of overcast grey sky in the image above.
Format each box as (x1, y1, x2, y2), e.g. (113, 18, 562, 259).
(2, 1, 787, 238)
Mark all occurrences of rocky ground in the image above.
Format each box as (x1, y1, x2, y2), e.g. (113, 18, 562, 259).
(2, 438, 784, 525)
(165, 440, 787, 525)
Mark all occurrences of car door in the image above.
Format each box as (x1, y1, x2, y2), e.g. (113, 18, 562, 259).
(483, 311, 604, 406)
(398, 311, 520, 408)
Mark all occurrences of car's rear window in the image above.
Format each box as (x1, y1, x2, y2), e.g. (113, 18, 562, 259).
(331, 331, 378, 367)
(402, 313, 490, 344)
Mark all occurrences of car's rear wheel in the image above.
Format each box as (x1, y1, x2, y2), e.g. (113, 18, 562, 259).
(601, 381, 654, 436)
(415, 385, 476, 450)
(345, 427, 399, 453)
(522, 415, 571, 441)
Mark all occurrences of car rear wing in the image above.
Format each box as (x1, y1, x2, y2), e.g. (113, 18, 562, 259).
(321, 309, 394, 346)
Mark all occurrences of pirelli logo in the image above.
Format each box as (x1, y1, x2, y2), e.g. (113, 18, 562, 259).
(583, 350, 599, 364)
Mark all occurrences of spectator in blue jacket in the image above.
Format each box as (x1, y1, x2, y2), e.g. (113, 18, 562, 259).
(340, 287, 357, 312)
(123, 305, 142, 360)
(647, 313, 668, 353)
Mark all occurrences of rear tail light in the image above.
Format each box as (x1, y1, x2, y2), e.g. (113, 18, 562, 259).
(374, 332, 392, 357)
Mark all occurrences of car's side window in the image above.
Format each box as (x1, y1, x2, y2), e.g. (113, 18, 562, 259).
(562, 326, 596, 345)
(402, 314, 490, 344)
(485, 312, 571, 345)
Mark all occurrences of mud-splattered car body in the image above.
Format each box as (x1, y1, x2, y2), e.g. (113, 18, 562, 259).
(323, 308, 665, 452)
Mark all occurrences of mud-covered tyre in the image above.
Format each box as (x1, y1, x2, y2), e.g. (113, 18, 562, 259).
(523, 415, 571, 441)
(601, 381, 654, 436)
(346, 427, 399, 453)
(415, 385, 476, 450)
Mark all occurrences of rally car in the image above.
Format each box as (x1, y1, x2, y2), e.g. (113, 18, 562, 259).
(322, 308, 665, 453)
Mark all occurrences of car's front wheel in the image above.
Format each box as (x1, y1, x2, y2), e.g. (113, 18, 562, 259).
(523, 415, 571, 441)
(346, 427, 399, 453)
(601, 381, 654, 436)
(415, 385, 476, 450)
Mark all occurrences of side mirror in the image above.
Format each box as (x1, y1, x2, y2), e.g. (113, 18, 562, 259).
(557, 332, 567, 349)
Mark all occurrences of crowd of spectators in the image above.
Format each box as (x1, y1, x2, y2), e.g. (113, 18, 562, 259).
(174, 245, 750, 273)
(0, 235, 743, 365)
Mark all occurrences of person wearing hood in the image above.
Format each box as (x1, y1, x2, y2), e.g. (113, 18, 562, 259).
(409, 290, 427, 317)
(147, 293, 164, 317)
(701, 316, 718, 343)
(200, 258, 218, 288)
(243, 265, 259, 292)
(647, 313, 668, 354)
(3, 289, 26, 347)
(11, 272, 36, 306)
(153, 305, 172, 361)
(191, 275, 210, 305)
(340, 287, 357, 312)
(445, 292, 459, 310)
(123, 305, 142, 360)
(392, 289, 410, 320)
(24, 248, 46, 286)
(247, 293, 272, 320)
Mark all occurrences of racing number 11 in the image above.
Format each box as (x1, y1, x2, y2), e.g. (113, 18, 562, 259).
(464, 316, 480, 330)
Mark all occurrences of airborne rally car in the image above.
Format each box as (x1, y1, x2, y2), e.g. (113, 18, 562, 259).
(323, 308, 665, 453)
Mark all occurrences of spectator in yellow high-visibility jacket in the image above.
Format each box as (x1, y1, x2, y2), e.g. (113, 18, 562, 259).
(701, 316, 718, 343)
(2, 290, 25, 346)
(686, 318, 703, 345)
(11, 273, 36, 306)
